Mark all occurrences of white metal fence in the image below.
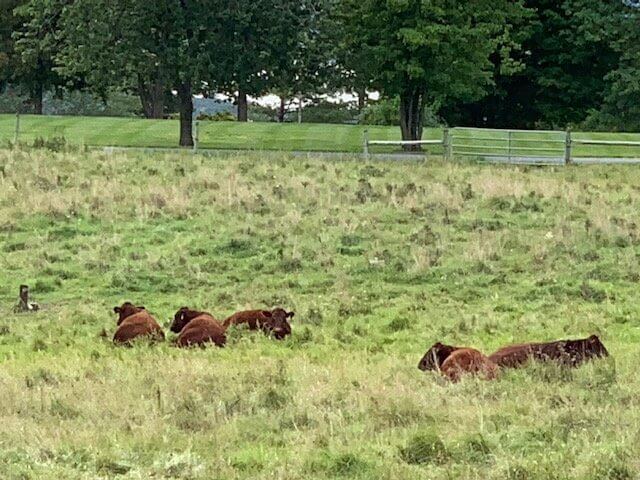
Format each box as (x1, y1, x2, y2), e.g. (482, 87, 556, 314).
(364, 127, 640, 165)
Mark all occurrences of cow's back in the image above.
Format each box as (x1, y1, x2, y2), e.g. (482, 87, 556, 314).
(488, 343, 541, 368)
(114, 312, 165, 344)
(223, 310, 264, 329)
(177, 315, 227, 348)
(441, 348, 498, 382)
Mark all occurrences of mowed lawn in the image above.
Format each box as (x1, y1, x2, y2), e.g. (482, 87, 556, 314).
(4, 113, 640, 157)
(1, 147, 640, 478)
(0, 114, 412, 152)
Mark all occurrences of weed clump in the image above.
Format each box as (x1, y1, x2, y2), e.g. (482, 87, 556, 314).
(399, 431, 449, 465)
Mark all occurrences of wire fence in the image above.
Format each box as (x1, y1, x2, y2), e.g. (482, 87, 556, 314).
(365, 127, 640, 165)
(6, 112, 640, 164)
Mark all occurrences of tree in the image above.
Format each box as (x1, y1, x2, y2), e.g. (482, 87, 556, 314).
(55, 0, 220, 146)
(269, 0, 336, 122)
(54, 0, 188, 120)
(337, 0, 530, 147)
(12, 0, 70, 114)
(0, 0, 22, 90)
(2, 0, 65, 114)
(328, 0, 375, 113)
(440, 0, 620, 129)
(570, 0, 638, 130)
(213, 0, 323, 122)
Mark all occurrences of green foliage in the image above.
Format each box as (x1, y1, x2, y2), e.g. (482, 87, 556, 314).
(196, 112, 236, 122)
(360, 97, 441, 127)
(337, 0, 530, 139)
(399, 431, 449, 465)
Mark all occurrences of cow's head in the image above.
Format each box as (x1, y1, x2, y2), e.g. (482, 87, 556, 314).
(262, 308, 293, 340)
(585, 334, 609, 358)
(113, 302, 145, 325)
(171, 307, 205, 333)
(418, 342, 457, 371)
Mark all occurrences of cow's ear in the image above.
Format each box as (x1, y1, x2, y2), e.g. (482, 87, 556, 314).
(138, 306, 146, 310)
(589, 334, 599, 342)
(286, 311, 295, 319)
(113, 306, 121, 314)
(262, 310, 273, 318)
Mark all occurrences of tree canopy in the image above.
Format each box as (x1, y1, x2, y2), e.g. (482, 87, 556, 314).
(2, 0, 640, 145)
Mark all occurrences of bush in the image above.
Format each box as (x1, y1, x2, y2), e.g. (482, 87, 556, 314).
(360, 97, 441, 127)
(196, 111, 236, 122)
(399, 431, 449, 465)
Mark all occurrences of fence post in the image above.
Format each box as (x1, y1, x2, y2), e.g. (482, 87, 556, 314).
(508, 130, 513, 163)
(192, 120, 199, 153)
(363, 129, 369, 159)
(443, 128, 450, 161)
(14, 112, 20, 146)
(564, 128, 572, 165)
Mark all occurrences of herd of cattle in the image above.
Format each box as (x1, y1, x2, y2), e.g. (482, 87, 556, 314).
(112, 302, 294, 347)
(112, 301, 610, 382)
(418, 335, 610, 382)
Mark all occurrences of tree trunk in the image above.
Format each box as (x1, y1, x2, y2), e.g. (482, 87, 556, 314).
(278, 96, 286, 123)
(138, 77, 165, 119)
(357, 86, 366, 112)
(177, 82, 194, 148)
(399, 87, 425, 152)
(237, 88, 248, 122)
(32, 84, 43, 115)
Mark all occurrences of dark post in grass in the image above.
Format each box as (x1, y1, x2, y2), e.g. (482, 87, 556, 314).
(15, 285, 39, 312)
(192, 120, 199, 154)
(14, 112, 20, 146)
(363, 129, 369, 159)
(443, 128, 450, 161)
(564, 128, 573, 165)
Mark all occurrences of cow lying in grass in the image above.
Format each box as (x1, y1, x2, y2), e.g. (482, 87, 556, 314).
(223, 308, 294, 340)
(113, 302, 165, 345)
(418, 342, 498, 382)
(488, 334, 609, 368)
(170, 307, 227, 348)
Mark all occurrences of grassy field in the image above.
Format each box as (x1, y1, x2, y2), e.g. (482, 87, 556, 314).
(0, 147, 639, 479)
(0, 114, 412, 152)
(4, 114, 640, 158)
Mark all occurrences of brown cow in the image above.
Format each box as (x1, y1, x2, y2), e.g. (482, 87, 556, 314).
(417, 342, 461, 371)
(170, 307, 227, 348)
(488, 334, 609, 368)
(113, 302, 165, 345)
(418, 342, 498, 382)
(223, 308, 294, 340)
(440, 348, 499, 382)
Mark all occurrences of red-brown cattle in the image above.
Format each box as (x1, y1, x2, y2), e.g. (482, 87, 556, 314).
(170, 307, 227, 348)
(417, 342, 461, 371)
(223, 308, 294, 340)
(418, 342, 498, 382)
(488, 334, 609, 368)
(113, 302, 165, 345)
(440, 348, 499, 383)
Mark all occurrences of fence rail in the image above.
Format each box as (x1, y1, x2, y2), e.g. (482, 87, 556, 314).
(364, 127, 640, 165)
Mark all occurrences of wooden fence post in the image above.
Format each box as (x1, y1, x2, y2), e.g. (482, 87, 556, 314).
(363, 129, 369, 159)
(443, 128, 450, 161)
(14, 112, 20, 146)
(564, 128, 572, 165)
(508, 131, 513, 163)
(16, 284, 39, 312)
(192, 120, 199, 153)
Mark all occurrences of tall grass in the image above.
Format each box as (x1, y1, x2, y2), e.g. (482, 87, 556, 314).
(0, 148, 639, 479)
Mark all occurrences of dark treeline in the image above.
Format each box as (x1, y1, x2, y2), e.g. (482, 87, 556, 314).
(0, 0, 637, 146)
